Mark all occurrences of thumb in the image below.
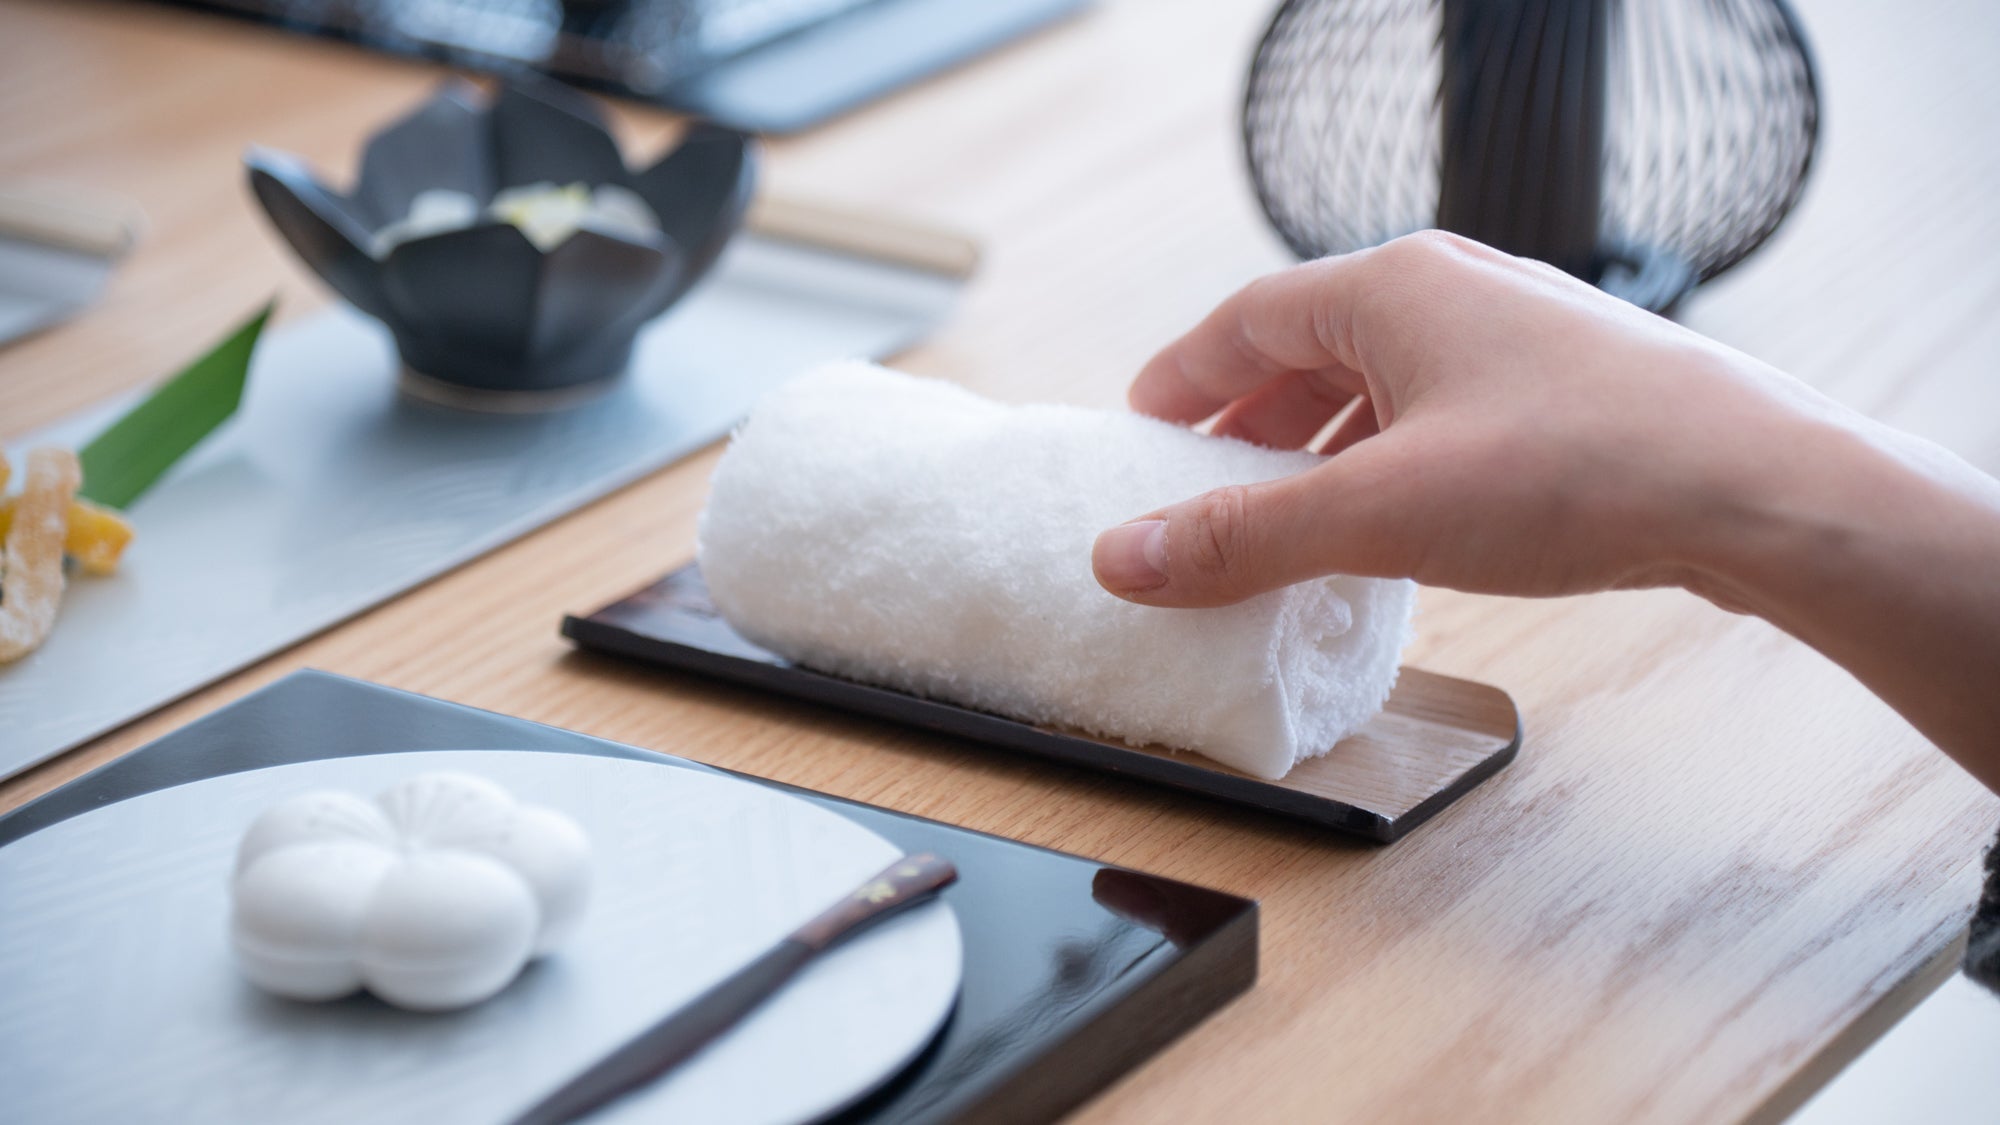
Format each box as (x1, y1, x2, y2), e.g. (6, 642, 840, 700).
(1091, 457, 1401, 608)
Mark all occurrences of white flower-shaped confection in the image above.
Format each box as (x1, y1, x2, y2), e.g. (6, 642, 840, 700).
(230, 771, 591, 1012)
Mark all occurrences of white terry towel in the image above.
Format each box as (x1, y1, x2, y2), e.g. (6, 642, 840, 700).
(696, 361, 1417, 780)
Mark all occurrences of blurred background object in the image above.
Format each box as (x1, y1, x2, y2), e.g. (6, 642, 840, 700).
(1789, 972, 2000, 1124)
(148, 0, 1091, 133)
(0, 183, 141, 348)
(246, 80, 756, 408)
(1242, 0, 1819, 313)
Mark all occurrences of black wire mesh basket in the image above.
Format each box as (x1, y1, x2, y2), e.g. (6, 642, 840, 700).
(1242, 0, 1820, 312)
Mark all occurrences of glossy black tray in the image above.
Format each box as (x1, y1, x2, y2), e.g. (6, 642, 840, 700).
(0, 671, 1256, 1125)
(564, 563, 1521, 842)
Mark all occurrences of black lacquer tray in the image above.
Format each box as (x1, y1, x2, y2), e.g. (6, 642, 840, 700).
(565, 563, 1521, 842)
(0, 671, 1256, 1125)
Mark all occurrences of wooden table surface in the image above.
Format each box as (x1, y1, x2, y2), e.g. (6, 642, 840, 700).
(4, 1, 1998, 1121)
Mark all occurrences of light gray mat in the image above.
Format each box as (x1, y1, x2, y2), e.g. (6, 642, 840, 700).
(0, 229, 964, 778)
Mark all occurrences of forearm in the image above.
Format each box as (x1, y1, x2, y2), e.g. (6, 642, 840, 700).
(1686, 414, 2000, 794)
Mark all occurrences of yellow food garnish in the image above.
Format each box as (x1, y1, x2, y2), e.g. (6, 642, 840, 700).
(0, 449, 81, 663)
(0, 494, 133, 576)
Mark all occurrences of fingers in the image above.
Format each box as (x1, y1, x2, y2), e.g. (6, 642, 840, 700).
(1131, 231, 1544, 433)
(1317, 397, 1380, 456)
(1097, 232, 1541, 607)
(1128, 253, 1375, 424)
(1208, 368, 1360, 449)
(1092, 442, 1408, 607)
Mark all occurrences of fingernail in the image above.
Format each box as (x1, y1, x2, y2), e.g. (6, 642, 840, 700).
(1094, 520, 1169, 592)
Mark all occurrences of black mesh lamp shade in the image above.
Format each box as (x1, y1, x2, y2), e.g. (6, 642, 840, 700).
(1242, 0, 1820, 313)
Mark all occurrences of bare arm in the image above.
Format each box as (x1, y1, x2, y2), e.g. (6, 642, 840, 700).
(1091, 231, 2000, 793)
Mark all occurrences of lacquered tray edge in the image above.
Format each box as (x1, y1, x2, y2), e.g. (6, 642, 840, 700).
(561, 609, 1521, 844)
(0, 669, 1261, 1125)
(944, 903, 1259, 1125)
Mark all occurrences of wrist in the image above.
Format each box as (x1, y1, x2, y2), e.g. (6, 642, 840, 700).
(1675, 408, 2000, 789)
(1675, 402, 2000, 642)
(1666, 402, 1984, 619)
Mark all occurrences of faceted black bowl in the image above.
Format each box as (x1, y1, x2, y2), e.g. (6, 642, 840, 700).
(247, 79, 756, 408)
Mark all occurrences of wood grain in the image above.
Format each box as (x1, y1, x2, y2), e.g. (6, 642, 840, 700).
(3, 1, 1999, 1122)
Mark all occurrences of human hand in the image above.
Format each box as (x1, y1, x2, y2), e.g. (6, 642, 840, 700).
(1092, 232, 2000, 792)
(1090, 231, 1866, 609)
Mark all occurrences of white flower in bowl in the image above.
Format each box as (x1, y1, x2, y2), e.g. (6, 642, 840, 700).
(244, 79, 757, 399)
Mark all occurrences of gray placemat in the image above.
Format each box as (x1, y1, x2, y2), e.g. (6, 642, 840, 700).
(0, 231, 963, 779)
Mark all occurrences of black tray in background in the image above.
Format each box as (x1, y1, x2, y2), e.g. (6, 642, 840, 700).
(151, 0, 1092, 135)
(0, 671, 1256, 1125)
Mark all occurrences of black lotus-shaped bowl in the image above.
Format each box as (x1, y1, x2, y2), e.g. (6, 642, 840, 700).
(247, 80, 756, 406)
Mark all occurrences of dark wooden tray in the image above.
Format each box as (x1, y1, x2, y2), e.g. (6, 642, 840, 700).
(563, 563, 1522, 842)
(0, 671, 1256, 1125)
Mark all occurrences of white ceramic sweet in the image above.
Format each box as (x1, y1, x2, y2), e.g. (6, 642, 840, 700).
(229, 771, 591, 1011)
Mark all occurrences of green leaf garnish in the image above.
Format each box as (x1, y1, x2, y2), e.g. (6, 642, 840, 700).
(77, 300, 273, 510)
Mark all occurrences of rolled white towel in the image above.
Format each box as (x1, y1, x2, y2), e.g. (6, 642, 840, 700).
(695, 362, 1417, 780)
